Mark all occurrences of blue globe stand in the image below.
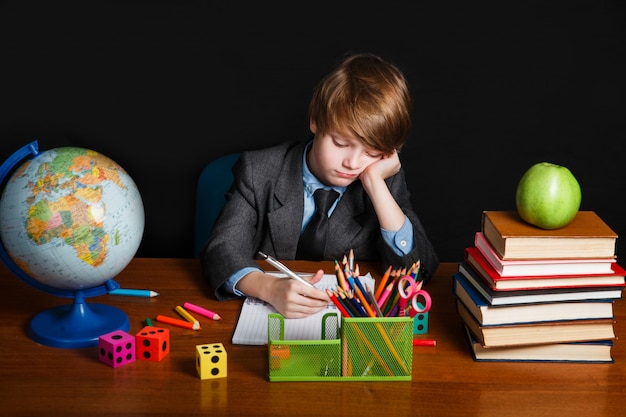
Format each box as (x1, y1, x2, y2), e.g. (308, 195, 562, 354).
(28, 291, 130, 349)
(0, 141, 130, 348)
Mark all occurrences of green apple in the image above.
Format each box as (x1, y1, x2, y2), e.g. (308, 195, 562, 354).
(515, 162, 582, 229)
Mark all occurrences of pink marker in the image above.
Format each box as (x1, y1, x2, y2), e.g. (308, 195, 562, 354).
(183, 302, 222, 321)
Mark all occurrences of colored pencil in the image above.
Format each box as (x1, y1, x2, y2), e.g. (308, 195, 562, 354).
(334, 260, 349, 291)
(347, 273, 376, 317)
(342, 254, 349, 272)
(367, 285, 384, 317)
(175, 305, 201, 328)
(183, 302, 222, 320)
(348, 249, 355, 272)
(337, 289, 362, 317)
(346, 289, 369, 317)
(326, 289, 351, 318)
(413, 339, 436, 347)
(410, 260, 421, 280)
(376, 282, 393, 309)
(374, 265, 393, 301)
(156, 315, 200, 330)
(353, 275, 376, 315)
(109, 288, 159, 298)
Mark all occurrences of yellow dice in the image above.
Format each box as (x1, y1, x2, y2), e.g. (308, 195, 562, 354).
(196, 343, 227, 379)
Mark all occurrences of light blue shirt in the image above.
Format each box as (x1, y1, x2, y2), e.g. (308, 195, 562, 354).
(224, 141, 414, 296)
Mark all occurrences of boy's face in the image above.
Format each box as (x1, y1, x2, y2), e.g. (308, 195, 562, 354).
(308, 120, 384, 187)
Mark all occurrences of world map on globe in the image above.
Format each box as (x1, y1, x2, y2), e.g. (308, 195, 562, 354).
(0, 145, 144, 291)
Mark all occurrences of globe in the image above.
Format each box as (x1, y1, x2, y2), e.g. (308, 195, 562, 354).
(0, 141, 145, 348)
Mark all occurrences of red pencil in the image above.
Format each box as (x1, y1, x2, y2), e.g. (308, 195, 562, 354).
(412, 339, 436, 347)
(326, 289, 351, 318)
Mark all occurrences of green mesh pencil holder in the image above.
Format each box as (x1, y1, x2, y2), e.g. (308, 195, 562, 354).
(267, 312, 341, 381)
(267, 313, 413, 382)
(341, 316, 413, 380)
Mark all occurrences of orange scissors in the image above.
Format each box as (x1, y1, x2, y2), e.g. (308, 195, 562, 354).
(397, 275, 432, 318)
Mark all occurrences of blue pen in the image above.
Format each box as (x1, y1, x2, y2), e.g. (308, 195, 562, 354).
(109, 288, 160, 298)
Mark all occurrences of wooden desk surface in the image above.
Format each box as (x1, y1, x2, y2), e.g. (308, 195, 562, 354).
(0, 258, 625, 417)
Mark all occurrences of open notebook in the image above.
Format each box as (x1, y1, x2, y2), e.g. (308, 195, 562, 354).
(232, 273, 375, 345)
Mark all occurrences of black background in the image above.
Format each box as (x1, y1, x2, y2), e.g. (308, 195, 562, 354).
(1, 1, 625, 263)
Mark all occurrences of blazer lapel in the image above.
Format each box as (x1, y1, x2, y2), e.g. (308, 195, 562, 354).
(267, 142, 306, 257)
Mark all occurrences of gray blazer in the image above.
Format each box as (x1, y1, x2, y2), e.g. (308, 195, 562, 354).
(200, 139, 439, 300)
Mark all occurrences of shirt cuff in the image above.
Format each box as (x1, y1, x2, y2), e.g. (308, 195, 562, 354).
(224, 266, 262, 297)
(381, 216, 415, 256)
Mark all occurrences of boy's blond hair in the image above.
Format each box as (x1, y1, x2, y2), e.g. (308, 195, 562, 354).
(308, 52, 412, 154)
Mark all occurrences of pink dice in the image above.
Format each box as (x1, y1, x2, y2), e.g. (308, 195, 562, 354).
(98, 330, 136, 368)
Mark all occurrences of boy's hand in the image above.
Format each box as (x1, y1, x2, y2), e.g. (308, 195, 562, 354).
(360, 150, 401, 182)
(358, 149, 406, 231)
(246, 269, 330, 319)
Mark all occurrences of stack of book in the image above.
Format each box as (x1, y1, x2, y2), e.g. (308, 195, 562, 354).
(454, 210, 625, 363)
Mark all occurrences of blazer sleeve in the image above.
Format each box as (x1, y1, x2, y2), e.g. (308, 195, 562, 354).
(380, 168, 439, 282)
(199, 141, 305, 300)
(199, 155, 256, 300)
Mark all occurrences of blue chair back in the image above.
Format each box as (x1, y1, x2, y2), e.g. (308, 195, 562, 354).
(194, 153, 240, 258)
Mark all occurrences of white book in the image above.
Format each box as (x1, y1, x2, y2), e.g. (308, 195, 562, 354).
(475, 232, 615, 277)
(456, 266, 623, 306)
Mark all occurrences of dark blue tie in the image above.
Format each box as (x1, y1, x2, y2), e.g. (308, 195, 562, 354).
(296, 188, 339, 261)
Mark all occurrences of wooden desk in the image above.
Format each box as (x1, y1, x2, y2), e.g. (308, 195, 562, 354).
(0, 258, 624, 416)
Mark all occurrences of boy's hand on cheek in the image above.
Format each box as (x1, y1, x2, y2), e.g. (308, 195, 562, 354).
(360, 150, 401, 182)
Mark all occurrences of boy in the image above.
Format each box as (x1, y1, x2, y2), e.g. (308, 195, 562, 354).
(201, 52, 438, 318)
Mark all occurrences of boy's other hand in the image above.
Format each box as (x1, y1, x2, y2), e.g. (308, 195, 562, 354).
(360, 150, 401, 182)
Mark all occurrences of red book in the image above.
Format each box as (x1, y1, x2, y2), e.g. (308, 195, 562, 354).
(465, 246, 626, 290)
